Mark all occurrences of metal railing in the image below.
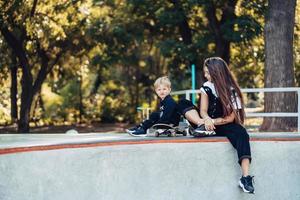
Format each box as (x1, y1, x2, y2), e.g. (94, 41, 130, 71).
(137, 107, 152, 120)
(172, 87, 300, 133)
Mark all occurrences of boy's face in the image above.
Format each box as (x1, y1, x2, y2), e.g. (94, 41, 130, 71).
(155, 85, 171, 100)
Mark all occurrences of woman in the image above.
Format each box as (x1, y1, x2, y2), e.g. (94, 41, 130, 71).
(178, 57, 255, 193)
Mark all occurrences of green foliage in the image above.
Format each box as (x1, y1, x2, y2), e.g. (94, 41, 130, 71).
(0, 0, 298, 127)
(222, 15, 262, 42)
(0, 69, 10, 124)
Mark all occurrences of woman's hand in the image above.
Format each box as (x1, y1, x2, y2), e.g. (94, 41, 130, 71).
(204, 117, 215, 131)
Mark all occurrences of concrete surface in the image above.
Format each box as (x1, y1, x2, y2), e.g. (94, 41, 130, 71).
(0, 133, 300, 200)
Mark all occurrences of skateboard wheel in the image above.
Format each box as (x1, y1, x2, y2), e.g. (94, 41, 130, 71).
(170, 131, 176, 137)
(166, 130, 171, 137)
(176, 131, 185, 136)
(154, 131, 159, 137)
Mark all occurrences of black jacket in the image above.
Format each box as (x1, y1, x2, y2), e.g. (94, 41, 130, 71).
(157, 95, 181, 126)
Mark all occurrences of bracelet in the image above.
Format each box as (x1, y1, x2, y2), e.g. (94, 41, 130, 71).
(204, 117, 215, 125)
(203, 117, 211, 121)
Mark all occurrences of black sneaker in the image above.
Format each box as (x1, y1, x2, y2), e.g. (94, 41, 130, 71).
(126, 126, 139, 133)
(126, 127, 146, 137)
(192, 124, 215, 137)
(126, 124, 143, 133)
(239, 175, 255, 193)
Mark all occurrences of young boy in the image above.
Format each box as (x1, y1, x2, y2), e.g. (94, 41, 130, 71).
(126, 76, 181, 137)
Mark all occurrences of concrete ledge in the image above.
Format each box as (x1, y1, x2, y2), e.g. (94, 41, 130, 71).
(0, 132, 300, 155)
(0, 133, 300, 200)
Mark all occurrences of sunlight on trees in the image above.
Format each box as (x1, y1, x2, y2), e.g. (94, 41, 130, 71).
(0, 0, 299, 132)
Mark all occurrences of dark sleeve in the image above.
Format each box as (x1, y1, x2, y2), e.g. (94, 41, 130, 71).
(157, 98, 177, 124)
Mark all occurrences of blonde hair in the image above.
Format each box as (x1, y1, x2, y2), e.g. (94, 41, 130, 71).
(154, 76, 171, 89)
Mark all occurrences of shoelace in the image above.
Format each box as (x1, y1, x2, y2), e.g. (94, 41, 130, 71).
(246, 176, 255, 185)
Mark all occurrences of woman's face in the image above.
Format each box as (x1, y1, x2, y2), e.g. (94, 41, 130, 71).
(203, 66, 212, 82)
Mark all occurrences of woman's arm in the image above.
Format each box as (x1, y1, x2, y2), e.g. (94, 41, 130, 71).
(212, 112, 235, 125)
(200, 92, 235, 129)
(200, 92, 215, 131)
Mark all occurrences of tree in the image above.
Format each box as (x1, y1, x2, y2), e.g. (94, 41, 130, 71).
(10, 52, 18, 123)
(203, 0, 238, 63)
(0, 0, 93, 132)
(0, 0, 272, 127)
(0, 39, 18, 123)
(87, 0, 265, 122)
(260, 0, 297, 131)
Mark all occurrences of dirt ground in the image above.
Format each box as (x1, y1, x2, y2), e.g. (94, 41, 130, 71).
(0, 122, 130, 134)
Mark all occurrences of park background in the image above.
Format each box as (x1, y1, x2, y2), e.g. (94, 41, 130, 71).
(0, 0, 299, 133)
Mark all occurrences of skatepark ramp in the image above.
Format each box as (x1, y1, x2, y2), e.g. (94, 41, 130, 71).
(0, 133, 300, 200)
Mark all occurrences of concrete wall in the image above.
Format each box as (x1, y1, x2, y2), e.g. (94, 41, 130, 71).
(0, 141, 300, 200)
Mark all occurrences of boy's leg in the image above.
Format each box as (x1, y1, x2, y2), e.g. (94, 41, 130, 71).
(184, 109, 204, 127)
(177, 99, 199, 128)
(177, 99, 214, 136)
(127, 112, 160, 136)
(140, 112, 160, 130)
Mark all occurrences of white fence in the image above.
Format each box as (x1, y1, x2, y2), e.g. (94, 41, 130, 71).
(172, 87, 300, 133)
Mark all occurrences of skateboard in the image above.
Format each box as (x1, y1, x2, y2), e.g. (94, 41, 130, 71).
(149, 122, 188, 137)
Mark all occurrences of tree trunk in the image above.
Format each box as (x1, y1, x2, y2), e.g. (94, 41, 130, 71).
(79, 72, 83, 124)
(205, 0, 237, 64)
(1, 27, 33, 133)
(90, 73, 102, 96)
(134, 67, 140, 111)
(171, 0, 200, 89)
(1, 26, 60, 133)
(260, 0, 297, 131)
(10, 55, 18, 123)
(170, 0, 192, 45)
(18, 76, 33, 133)
(32, 92, 42, 126)
(215, 39, 230, 64)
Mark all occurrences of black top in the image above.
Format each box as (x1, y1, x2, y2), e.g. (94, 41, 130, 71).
(157, 95, 181, 126)
(201, 86, 223, 118)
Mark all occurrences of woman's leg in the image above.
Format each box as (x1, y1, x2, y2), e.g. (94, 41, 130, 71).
(215, 123, 252, 166)
(241, 158, 250, 177)
(215, 123, 254, 193)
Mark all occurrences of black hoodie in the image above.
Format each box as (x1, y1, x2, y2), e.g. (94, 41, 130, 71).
(157, 95, 181, 126)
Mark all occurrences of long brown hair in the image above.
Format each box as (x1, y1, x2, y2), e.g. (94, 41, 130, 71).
(203, 57, 245, 124)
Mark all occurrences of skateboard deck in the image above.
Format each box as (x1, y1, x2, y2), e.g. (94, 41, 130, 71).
(148, 123, 188, 137)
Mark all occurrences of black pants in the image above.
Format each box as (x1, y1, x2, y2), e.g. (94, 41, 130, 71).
(178, 99, 252, 165)
(140, 112, 161, 130)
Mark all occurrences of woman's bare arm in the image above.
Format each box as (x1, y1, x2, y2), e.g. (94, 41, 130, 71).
(200, 92, 215, 130)
(200, 92, 235, 128)
(213, 112, 235, 125)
